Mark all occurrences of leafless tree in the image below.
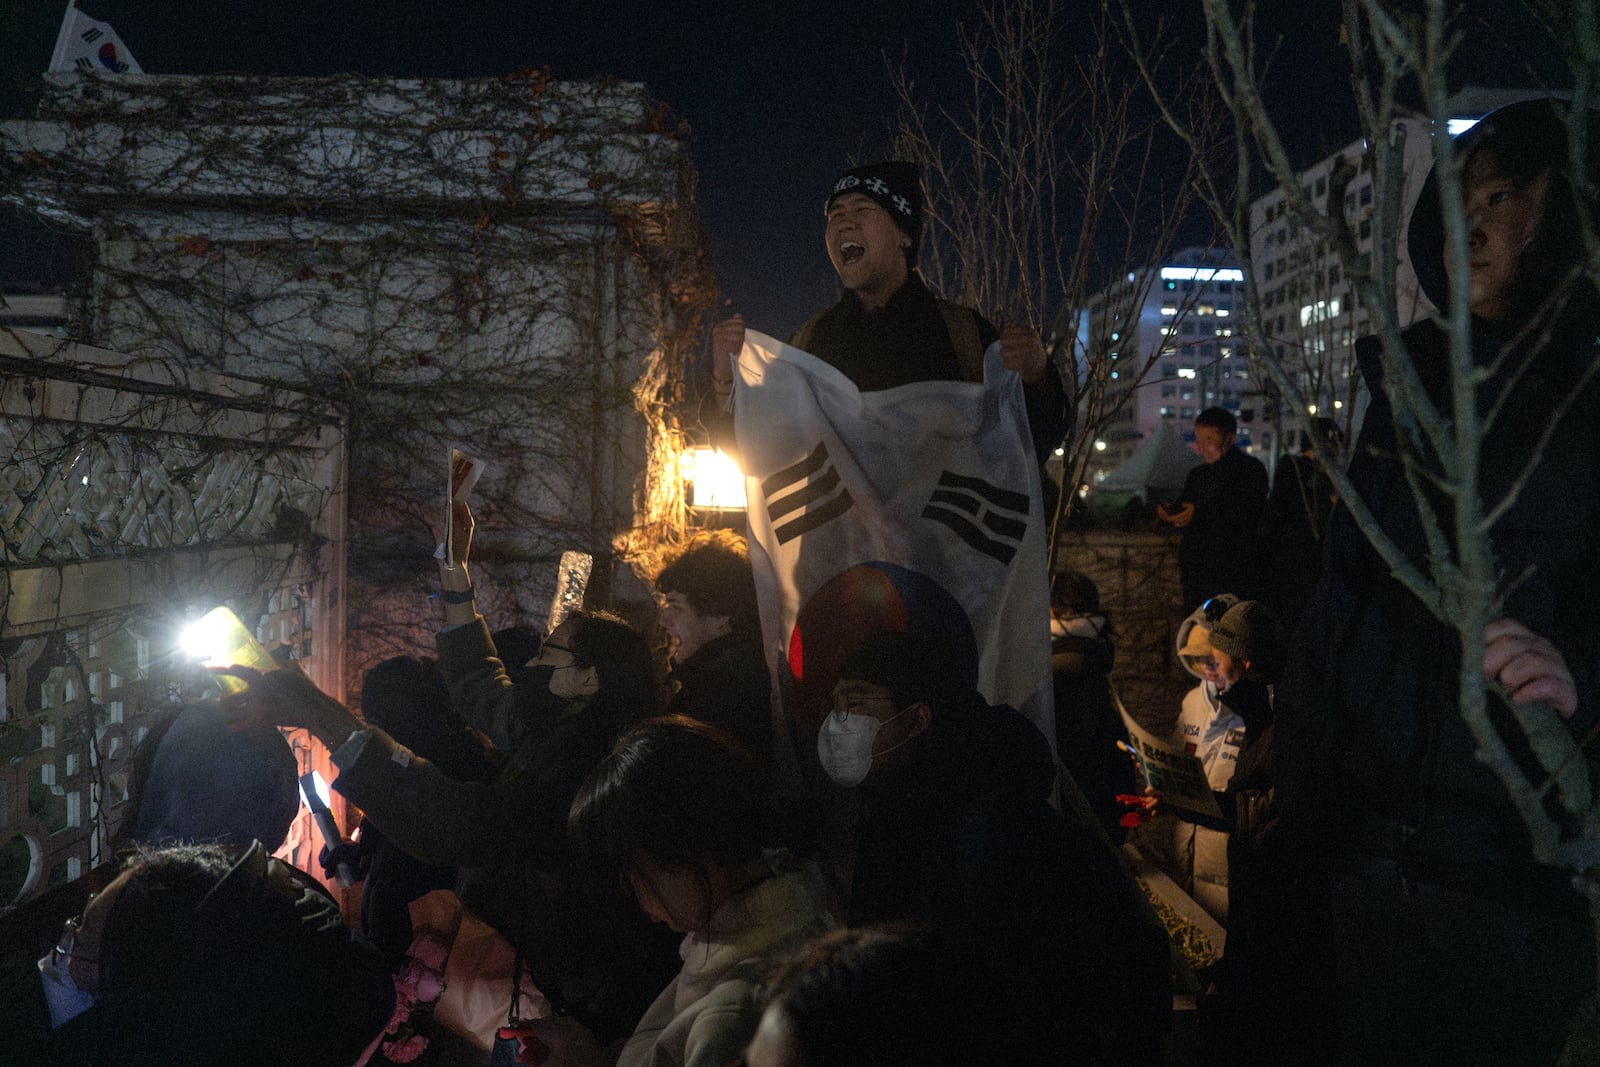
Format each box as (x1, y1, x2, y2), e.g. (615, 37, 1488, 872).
(886, 0, 1225, 559)
(1127, 0, 1600, 1050)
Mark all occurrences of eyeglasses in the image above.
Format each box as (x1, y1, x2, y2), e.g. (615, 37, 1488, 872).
(830, 691, 895, 718)
(51, 903, 98, 969)
(541, 642, 576, 656)
(1200, 596, 1232, 623)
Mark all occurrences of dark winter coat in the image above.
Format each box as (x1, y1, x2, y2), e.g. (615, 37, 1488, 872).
(332, 617, 678, 1041)
(664, 631, 775, 782)
(1280, 311, 1600, 896)
(850, 695, 1170, 1065)
(1050, 616, 1135, 837)
(1266, 452, 1338, 627)
(1175, 447, 1270, 608)
(703, 275, 1069, 467)
(794, 274, 1069, 464)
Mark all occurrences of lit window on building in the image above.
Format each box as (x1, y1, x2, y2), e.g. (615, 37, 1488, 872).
(1299, 298, 1342, 326)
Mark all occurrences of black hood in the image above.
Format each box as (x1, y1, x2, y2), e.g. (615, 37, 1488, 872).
(1407, 97, 1598, 313)
(871, 693, 1058, 809)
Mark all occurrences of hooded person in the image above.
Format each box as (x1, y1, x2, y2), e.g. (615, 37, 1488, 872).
(1253, 98, 1600, 1064)
(702, 161, 1068, 468)
(818, 629, 1171, 1066)
(1136, 595, 1247, 923)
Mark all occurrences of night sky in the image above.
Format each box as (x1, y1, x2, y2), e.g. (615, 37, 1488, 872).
(0, 1, 1572, 339)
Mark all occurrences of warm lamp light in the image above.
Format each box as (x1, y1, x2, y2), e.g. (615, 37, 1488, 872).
(682, 447, 748, 510)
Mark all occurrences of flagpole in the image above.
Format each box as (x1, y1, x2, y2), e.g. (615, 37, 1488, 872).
(47, 0, 77, 73)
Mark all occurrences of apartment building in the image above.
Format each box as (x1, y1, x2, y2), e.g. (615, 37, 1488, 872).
(1081, 247, 1251, 486)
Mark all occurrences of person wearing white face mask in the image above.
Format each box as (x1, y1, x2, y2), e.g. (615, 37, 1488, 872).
(221, 607, 685, 1051)
(816, 629, 1171, 1066)
(815, 680, 926, 788)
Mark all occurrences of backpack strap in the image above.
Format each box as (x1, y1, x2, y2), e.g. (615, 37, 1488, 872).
(938, 300, 986, 383)
(792, 298, 986, 383)
(789, 307, 828, 353)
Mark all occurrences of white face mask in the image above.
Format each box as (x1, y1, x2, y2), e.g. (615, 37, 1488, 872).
(816, 705, 911, 787)
(38, 932, 95, 1028)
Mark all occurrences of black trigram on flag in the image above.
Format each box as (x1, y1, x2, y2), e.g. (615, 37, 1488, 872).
(762, 441, 854, 545)
(79, 28, 105, 43)
(922, 471, 1029, 564)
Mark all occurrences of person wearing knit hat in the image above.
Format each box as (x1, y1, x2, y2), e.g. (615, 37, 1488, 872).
(1205, 600, 1281, 692)
(703, 161, 1067, 466)
(823, 161, 924, 274)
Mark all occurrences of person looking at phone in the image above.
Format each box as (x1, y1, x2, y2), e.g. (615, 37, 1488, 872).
(1156, 406, 1269, 610)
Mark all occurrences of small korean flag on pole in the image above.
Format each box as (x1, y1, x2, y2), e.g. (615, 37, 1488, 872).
(49, 2, 144, 74)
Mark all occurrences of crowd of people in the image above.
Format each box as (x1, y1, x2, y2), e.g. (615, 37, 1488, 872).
(6, 97, 1598, 1066)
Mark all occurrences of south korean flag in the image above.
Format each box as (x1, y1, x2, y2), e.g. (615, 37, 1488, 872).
(49, 4, 145, 75)
(733, 331, 1054, 771)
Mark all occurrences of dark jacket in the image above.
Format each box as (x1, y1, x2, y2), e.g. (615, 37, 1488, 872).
(1266, 452, 1338, 627)
(850, 696, 1170, 1065)
(797, 275, 1069, 465)
(1280, 312, 1600, 895)
(1178, 676, 1276, 841)
(1050, 615, 1135, 837)
(664, 631, 775, 780)
(703, 275, 1070, 466)
(332, 617, 678, 1040)
(1175, 447, 1269, 607)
